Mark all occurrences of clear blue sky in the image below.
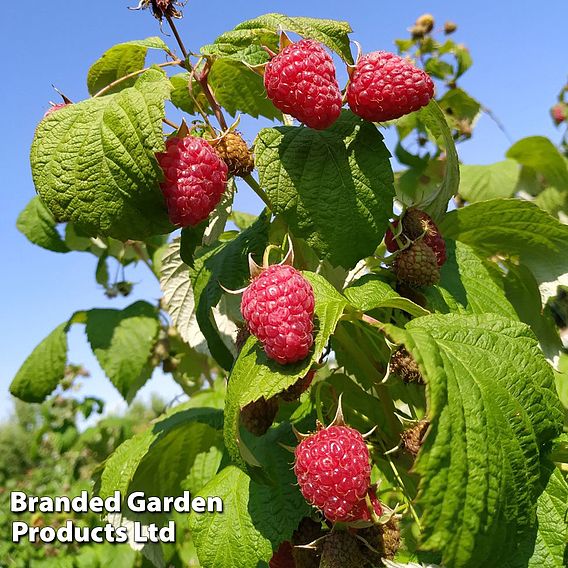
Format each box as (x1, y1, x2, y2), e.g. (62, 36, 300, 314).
(1, 0, 566, 421)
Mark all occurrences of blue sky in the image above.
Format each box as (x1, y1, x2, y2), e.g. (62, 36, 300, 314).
(1, 0, 566, 421)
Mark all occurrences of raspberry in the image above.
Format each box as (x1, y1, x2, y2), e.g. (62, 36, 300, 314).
(390, 347, 424, 384)
(157, 136, 228, 228)
(393, 240, 440, 287)
(240, 396, 279, 436)
(43, 103, 68, 118)
(319, 531, 365, 568)
(294, 425, 371, 523)
(264, 39, 342, 130)
(401, 419, 430, 458)
(212, 132, 254, 177)
(269, 541, 296, 568)
(356, 517, 401, 561)
(551, 103, 567, 125)
(241, 265, 315, 364)
(280, 370, 316, 402)
(347, 51, 434, 122)
(385, 209, 447, 266)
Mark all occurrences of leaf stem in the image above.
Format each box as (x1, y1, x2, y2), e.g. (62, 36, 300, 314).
(164, 13, 189, 60)
(93, 60, 181, 98)
(242, 175, 272, 209)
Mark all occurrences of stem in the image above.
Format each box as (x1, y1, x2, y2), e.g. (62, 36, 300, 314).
(242, 175, 272, 209)
(93, 60, 181, 97)
(163, 117, 180, 130)
(165, 13, 189, 60)
(130, 242, 157, 279)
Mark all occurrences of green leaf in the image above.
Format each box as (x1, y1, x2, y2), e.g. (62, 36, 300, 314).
(507, 136, 568, 191)
(224, 271, 348, 465)
(411, 101, 460, 222)
(440, 198, 568, 303)
(502, 263, 562, 363)
(438, 88, 481, 125)
(344, 274, 429, 317)
(191, 212, 270, 370)
(255, 111, 394, 268)
(424, 58, 454, 80)
(31, 69, 173, 240)
(16, 196, 70, 253)
(169, 72, 210, 115)
(10, 323, 67, 402)
(85, 301, 160, 402)
(459, 160, 519, 202)
(190, 430, 311, 568)
(87, 43, 147, 96)
(423, 240, 518, 319)
(534, 186, 568, 218)
(160, 237, 207, 350)
(202, 13, 353, 65)
(387, 314, 563, 568)
(209, 59, 281, 120)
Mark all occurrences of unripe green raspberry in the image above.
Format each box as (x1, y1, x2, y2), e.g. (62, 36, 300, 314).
(212, 132, 254, 178)
(393, 241, 440, 287)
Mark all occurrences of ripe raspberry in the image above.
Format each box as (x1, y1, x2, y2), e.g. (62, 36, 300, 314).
(551, 103, 567, 125)
(319, 531, 365, 568)
(347, 51, 434, 122)
(393, 240, 440, 287)
(212, 132, 254, 178)
(269, 541, 296, 568)
(294, 425, 371, 523)
(401, 419, 430, 458)
(390, 347, 424, 384)
(241, 265, 315, 364)
(385, 209, 446, 266)
(356, 517, 401, 561)
(280, 370, 316, 402)
(157, 136, 228, 228)
(240, 396, 279, 436)
(43, 103, 68, 117)
(264, 39, 342, 130)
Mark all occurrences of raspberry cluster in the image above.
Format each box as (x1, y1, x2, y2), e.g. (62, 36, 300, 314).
(294, 425, 381, 523)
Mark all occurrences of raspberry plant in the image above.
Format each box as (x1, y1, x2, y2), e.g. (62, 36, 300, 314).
(11, 5, 568, 568)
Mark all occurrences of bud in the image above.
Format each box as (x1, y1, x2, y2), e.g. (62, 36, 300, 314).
(551, 103, 567, 126)
(131, 0, 182, 21)
(415, 13, 435, 33)
(444, 21, 458, 34)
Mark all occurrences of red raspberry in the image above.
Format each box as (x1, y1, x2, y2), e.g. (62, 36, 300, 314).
(43, 103, 68, 117)
(384, 220, 401, 253)
(241, 265, 315, 364)
(347, 51, 434, 122)
(156, 136, 228, 228)
(551, 103, 567, 125)
(264, 39, 342, 130)
(294, 425, 372, 523)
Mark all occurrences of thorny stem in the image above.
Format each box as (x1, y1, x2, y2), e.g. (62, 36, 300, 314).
(93, 60, 181, 97)
(242, 175, 273, 209)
